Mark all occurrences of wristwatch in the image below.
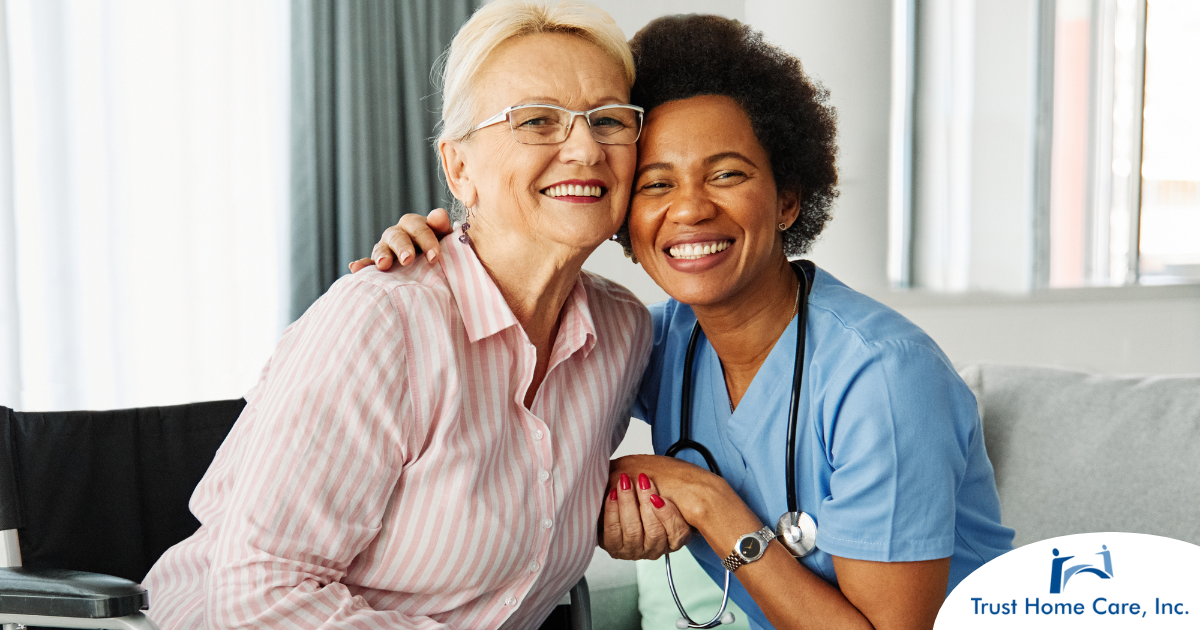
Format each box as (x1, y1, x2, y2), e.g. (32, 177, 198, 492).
(721, 525, 776, 571)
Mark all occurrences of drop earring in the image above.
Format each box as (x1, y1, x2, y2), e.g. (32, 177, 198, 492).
(459, 212, 472, 244)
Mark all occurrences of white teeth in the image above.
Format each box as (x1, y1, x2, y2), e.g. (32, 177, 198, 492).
(543, 184, 603, 198)
(668, 240, 731, 259)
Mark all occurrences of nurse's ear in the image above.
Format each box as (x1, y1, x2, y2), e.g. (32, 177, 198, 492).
(777, 187, 801, 230)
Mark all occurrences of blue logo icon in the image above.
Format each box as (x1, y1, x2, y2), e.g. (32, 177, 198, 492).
(1050, 545, 1114, 593)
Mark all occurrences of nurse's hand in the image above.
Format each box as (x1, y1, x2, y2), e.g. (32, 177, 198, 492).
(347, 208, 452, 272)
(600, 468, 691, 561)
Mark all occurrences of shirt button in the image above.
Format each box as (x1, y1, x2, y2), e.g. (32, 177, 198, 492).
(533, 429, 544, 440)
(504, 596, 518, 606)
(538, 470, 550, 482)
(528, 560, 540, 572)
(541, 517, 554, 529)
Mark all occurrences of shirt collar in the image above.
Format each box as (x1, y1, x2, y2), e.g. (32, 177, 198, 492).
(552, 276, 598, 361)
(440, 226, 597, 356)
(441, 227, 521, 342)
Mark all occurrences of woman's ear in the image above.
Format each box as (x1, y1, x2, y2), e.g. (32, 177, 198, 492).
(440, 141, 478, 209)
(778, 188, 801, 229)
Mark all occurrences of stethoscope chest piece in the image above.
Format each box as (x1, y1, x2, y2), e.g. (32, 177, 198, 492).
(776, 510, 818, 557)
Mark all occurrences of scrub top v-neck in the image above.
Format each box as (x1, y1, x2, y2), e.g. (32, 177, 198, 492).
(632, 266, 1013, 630)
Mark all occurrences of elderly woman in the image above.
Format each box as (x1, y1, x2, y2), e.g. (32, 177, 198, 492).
(141, 2, 667, 628)
(359, 13, 1014, 630)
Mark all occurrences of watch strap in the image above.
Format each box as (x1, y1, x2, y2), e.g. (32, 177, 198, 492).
(721, 525, 775, 572)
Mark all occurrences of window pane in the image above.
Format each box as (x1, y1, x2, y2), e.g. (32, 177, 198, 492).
(1046, 0, 1145, 288)
(1047, 0, 1092, 287)
(1138, 0, 1200, 283)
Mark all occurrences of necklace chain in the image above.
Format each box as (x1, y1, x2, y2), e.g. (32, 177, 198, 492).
(729, 279, 803, 414)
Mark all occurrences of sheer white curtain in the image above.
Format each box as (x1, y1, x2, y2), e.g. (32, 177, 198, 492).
(0, 0, 289, 411)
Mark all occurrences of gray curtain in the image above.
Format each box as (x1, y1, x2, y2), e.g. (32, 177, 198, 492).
(290, 0, 475, 321)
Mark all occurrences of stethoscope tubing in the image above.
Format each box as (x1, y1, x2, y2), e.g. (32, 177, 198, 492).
(666, 552, 732, 629)
(785, 262, 810, 514)
(663, 261, 814, 628)
(670, 261, 810, 511)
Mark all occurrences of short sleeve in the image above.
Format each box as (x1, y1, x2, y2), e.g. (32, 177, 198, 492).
(814, 339, 978, 562)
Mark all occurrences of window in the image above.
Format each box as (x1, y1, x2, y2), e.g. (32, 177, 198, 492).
(1, 0, 289, 410)
(891, 0, 1200, 291)
(1138, 0, 1200, 283)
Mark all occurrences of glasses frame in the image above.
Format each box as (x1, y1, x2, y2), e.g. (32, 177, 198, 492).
(472, 103, 645, 145)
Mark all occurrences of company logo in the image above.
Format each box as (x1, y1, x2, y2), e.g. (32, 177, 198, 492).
(1050, 545, 1113, 593)
(934, 533, 1200, 629)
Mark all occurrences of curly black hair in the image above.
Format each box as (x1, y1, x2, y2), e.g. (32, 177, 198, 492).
(614, 14, 838, 258)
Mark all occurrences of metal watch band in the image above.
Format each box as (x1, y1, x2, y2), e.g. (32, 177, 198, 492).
(721, 525, 775, 572)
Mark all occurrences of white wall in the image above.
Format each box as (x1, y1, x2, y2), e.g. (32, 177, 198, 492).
(882, 284, 1200, 374)
(583, 0, 1200, 376)
(584, 0, 743, 40)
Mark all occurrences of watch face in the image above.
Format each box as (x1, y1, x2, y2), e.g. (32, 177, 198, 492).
(739, 536, 762, 559)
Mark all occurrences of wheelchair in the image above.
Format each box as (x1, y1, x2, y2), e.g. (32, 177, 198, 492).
(0, 401, 590, 630)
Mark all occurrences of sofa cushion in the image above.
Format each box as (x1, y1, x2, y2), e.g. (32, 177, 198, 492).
(959, 364, 1200, 547)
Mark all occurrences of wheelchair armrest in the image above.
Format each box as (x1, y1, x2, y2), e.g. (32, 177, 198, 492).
(0, 567, 148, 618)
(568, 575, 592, 630)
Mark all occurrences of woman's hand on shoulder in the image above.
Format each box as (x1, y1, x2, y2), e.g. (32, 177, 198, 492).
(600, 459, 692, 561)
(348, 208, 453, 272)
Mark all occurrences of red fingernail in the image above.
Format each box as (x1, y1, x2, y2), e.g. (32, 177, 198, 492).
(650, 494, 665, 509)
(619, 473, 631, 491)
(638, 473, 650, 490)
(609, 489, 618, 501)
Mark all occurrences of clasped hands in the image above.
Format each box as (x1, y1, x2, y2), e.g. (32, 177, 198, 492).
(600, 454, 721, 561)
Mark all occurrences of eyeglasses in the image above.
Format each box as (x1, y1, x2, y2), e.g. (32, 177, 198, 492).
(473, 103, 644, 145)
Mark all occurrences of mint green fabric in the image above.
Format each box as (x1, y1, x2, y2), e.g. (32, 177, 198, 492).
(636, 547, 750, 630)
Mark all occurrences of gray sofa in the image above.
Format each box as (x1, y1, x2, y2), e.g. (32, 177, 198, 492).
(583, 363, 1200, 629)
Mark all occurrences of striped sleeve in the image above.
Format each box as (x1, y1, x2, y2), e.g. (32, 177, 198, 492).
(203, 276, 447, 630)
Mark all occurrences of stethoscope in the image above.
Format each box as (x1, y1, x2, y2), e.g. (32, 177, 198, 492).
(663, 261, 819, 629)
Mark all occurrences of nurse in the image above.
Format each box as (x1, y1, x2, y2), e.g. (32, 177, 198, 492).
(354, 14, 1013, 630)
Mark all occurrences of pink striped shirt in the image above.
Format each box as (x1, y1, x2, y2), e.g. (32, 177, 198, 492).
(144, 229, 651, 629)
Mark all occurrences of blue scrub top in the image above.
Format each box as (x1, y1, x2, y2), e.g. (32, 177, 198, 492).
(632, 266, 1013, 630)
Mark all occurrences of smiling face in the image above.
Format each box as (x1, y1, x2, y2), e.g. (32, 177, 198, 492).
(629, 95, 799, 308)
(440, 32, 636, 255)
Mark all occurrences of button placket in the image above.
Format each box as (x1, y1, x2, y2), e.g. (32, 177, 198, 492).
(535, 439, 555, 542)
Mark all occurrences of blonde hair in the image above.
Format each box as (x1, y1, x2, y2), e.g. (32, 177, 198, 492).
(433, 2, 634, 219)
(436, 0, 633, 148)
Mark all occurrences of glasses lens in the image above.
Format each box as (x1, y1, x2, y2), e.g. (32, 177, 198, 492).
(507, 107, 570, 144)
(587, 106, 642, 145)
